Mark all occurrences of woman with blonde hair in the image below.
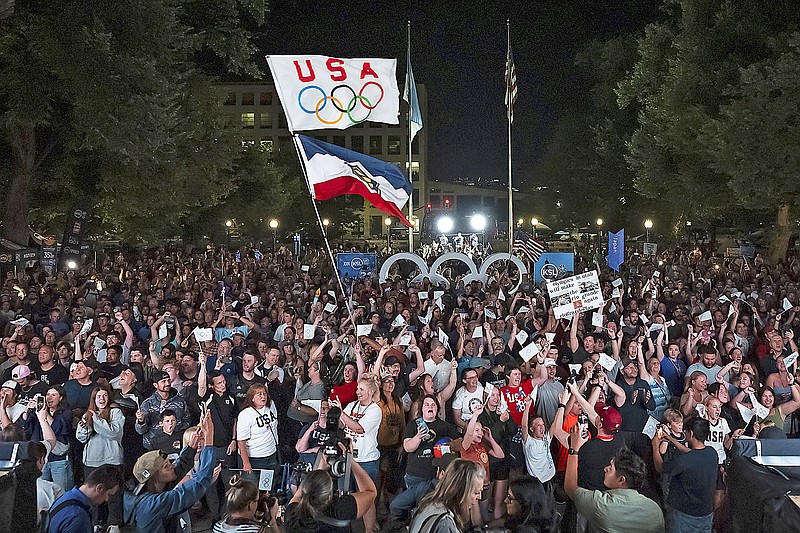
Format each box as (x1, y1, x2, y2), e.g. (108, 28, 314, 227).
(333, 372, 383, 532)
(409, 459, 485, 533)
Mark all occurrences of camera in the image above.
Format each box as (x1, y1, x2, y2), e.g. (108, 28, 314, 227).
(311, 406, 352, 479)
(254, 494, 276, 523)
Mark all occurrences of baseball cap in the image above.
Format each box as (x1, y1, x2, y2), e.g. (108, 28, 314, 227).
(468, 357, 491, 370)
(12, 365, 31, 380)
(133, 450, 168, 493)
(543, 358, 558, 367)
(383, 355, 401, 367)
(431, 452, 459, 472)
(493, 353, 514, 368)
(151, 370, 170, 383)
(596, 403, 622, 432)
(621, 357, 637, 368)
(1, 380, 19, 392)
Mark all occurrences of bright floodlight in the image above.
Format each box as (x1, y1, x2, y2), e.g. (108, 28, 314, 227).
(437, 216, 454, 234)
(66, 260, 77, 270)
(644, 219, 654, 229)
(269, 219, 278, 229)
(470, 214, 487, 231)
(596, 218, 603, 227)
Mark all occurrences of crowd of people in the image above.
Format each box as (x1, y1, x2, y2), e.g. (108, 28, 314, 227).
(1, 242, 799, 533)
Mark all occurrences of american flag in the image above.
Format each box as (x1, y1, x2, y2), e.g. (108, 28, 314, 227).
(505, 44, 518, 123)
(513, 230, 544, 262)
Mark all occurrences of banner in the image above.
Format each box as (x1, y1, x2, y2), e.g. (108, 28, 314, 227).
(546, 270, 605, 320)
(40, 235, 58, 275)
(60, 207, 90, 258)
(266, 55, 400, 131)
(337, 253, 377, 279)
(606, 229, 625, 272)
(532, 253, 574, 284)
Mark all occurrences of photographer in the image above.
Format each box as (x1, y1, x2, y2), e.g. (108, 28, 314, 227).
(213, 475, 279, 532)
(284, 445, 377, 533)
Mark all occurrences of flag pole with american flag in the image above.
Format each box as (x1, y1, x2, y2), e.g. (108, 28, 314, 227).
(505, 20, 518, 253)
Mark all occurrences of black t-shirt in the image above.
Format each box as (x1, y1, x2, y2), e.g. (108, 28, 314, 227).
(615, 376, 655, 432)
(578, 435, 626, 490)
(149, 428, 185, 456)
(203, 391, 239, 446)
(667, 446, 718, 516)
(403, 418, 460, 480)
(99, 361, 127, 381)
(231, 374, 266, 409)
(38, 364, 69, 387)
(570, 345, 593, 365)
(284, 493, 357, 533)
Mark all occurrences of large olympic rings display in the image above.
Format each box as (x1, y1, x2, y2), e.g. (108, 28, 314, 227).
(379, 252, 528, 291)
(298, 82, 385, 124)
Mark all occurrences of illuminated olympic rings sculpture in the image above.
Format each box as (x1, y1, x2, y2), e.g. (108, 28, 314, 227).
(379, 252, 528, 291)
(297, 82, 385, 125)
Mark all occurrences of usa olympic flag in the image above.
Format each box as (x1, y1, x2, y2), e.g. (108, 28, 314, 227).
(295, 135, 412, 226)
(266, 55, 400, 132)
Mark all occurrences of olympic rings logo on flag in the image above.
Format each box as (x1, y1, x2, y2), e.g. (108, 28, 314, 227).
(297, 82, 385, 125)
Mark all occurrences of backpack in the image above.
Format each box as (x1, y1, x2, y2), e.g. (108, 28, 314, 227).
(39, 498, 91, 533)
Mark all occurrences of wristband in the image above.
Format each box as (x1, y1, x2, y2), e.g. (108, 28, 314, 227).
(557, 403, 566, 410)
(568, 448, 579, 455)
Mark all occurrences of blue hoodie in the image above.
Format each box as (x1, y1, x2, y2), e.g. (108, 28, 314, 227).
(123, 445, 215, 533)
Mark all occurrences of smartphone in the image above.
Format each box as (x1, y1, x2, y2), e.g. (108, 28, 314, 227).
(407, 326, 418, 332)
(36, 395, 45, 411)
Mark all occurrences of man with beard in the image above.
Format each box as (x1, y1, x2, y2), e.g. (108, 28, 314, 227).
(229, 351, 265, 409)
(687, 345, 722, 385)
(135, 370, 190, 446)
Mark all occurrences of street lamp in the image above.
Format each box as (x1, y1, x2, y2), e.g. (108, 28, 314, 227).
(224, 219, 234, 248)
(531, 217, 539, 238)
(644, 219, 653, 242)
(269, 219, 279, 251)
(384, 217, 392, 249)
(596, 218, 604, 252)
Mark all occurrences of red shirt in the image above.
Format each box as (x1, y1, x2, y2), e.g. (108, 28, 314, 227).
(461, 441, 491, 488)
(330, 380, 357, 406)
(500, 379, 535, 426)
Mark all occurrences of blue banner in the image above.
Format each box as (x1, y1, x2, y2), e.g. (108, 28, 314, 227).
(533, 253, 575, 284)
(337, 253, 377, 279)
(606, 229, 625, 272)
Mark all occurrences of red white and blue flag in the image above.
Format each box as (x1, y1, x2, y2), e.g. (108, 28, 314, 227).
(295, 135, 412, 226)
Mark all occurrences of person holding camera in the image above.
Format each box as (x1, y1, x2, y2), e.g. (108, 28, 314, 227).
(212, 476, 279, 533)
(284, 444, 377, 533)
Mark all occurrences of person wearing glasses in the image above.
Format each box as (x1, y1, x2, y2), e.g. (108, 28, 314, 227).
(501, 475, 559, 533)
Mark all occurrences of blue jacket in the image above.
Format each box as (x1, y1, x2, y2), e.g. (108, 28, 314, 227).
(123, 445, 215, 533)
(47, 487, 93, 533)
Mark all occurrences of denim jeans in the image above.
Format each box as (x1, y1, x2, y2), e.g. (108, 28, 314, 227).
(404, 473, 429, 492)
(668, 508, 713, 533)
(42, 459, 74, 494)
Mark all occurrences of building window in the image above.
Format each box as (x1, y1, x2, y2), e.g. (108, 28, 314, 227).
(429, 194, 441, 207)
(241, 112, 255, 128)
(278, 136, 292, 152)
(260, 138, 273, 152)
(259, 112, 272, 128)
(370, 216, 383, 236)
(369, 136, 382, 155)
(260, 92, 272, 105)
(241, 92, 255, 106)
(278, 114, 287, 129)
(351, 136, 364, 153)
(224, 92, 236, 105)
(333, 135, 346, 147)
(388, 136, 401, 155)
(314, 135, 327, 143)
(369, 122, 382, 129)
(241, 139, 256, 147)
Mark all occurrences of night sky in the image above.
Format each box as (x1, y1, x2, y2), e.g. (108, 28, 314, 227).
(257, 0, 662, 184)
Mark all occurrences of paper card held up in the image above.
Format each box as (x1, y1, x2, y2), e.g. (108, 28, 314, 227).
(356, 324, 372, 337)
(323, 302, 336, 313)
(304, 324, 316, 339)
(519, 342, 540, 362)
(599, 353, 617, 371)
(612, 278, 623, 288)
(591, 312, 603, 328)
(194, 328, 213, 342)
(472, 327, 484, 339)
(699, 311, 712, 323)
(516, 330, 529, 345)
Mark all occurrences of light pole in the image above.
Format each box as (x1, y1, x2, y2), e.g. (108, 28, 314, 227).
(596, 218, 603, 252)
(531, 217, 539, 239)
(384, 217, 392, 250)
(225, 219, 233, 248)
(269, 219, 278, 251)
(644, 219, 653, 243)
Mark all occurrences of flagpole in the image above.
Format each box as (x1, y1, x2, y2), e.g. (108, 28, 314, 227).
(291, 134, 355, 323)
(407, 20, 414, 254)
(507, 20, 513, 254)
